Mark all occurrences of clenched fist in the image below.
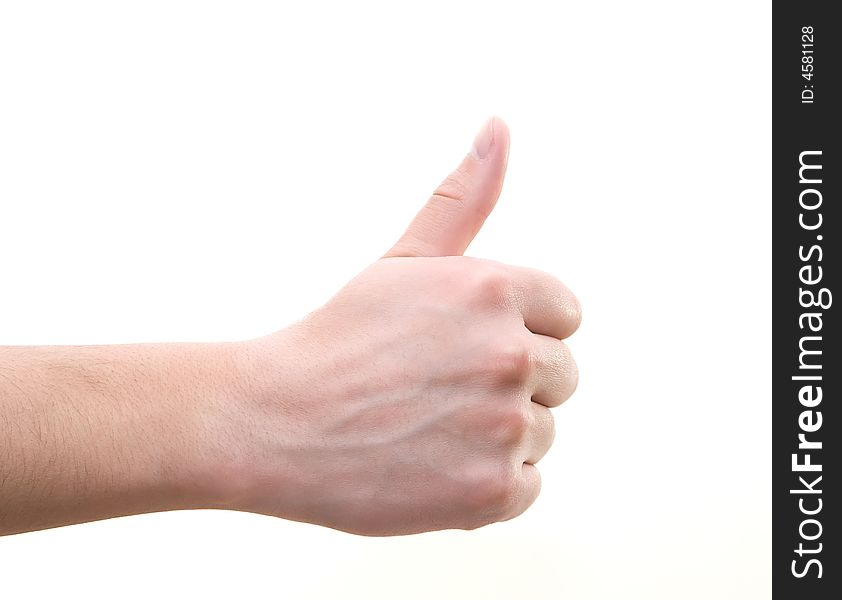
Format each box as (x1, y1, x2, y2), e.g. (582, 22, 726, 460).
(212, 118, 581, 535)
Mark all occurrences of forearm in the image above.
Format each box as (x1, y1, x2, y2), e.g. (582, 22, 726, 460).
(0, 342, 248, 536)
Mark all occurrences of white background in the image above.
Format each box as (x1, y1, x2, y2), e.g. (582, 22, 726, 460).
(0, 1, 770, 598)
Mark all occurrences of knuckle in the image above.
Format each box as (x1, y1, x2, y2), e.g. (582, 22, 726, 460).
(471, 267, 513, 306)
(492, 402, 532, 446)
(491, 340, 534, 384)
(462, 463, 519, 520)
(489, 464, 521, 518)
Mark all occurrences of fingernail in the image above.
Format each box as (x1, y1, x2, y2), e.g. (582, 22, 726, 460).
(470, 117, 495, 160)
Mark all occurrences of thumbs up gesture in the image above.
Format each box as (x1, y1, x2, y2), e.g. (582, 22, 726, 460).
(386, 116, 513, 258)
(222, 118, 581, 536)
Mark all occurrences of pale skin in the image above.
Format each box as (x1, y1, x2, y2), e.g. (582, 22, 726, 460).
(0, 118, 580, 537)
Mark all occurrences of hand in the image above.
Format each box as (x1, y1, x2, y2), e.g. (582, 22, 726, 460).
(215, 118, 582, 535)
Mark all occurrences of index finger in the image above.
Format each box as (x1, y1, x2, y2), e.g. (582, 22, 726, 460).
(506, 266, 582, 340)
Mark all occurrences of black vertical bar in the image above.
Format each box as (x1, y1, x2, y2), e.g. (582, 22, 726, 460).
(773, 1, 839, 597)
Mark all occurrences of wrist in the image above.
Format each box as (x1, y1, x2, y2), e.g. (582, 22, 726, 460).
(184, 335, 297, 513)
(119, 341, 256, 514)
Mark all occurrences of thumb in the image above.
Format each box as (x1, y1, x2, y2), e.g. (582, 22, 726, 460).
(384, 117, 510, 258)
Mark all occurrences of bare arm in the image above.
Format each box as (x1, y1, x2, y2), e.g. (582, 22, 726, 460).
(0, 342, 249, 535)
(1, 118, 581, 537)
